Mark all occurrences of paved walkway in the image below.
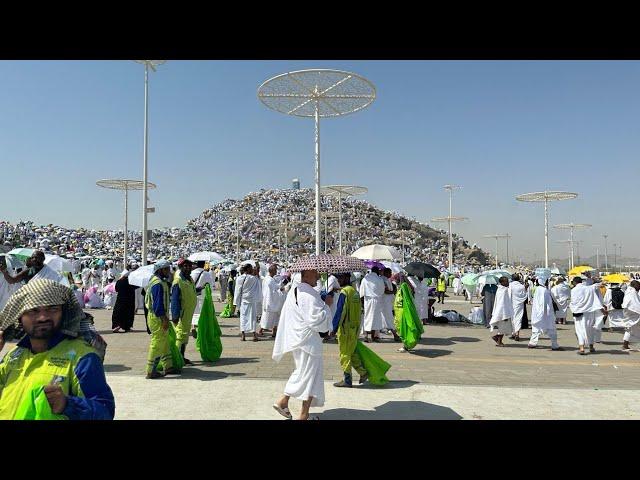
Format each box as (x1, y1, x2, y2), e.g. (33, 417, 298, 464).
(87, 290, 640, 419)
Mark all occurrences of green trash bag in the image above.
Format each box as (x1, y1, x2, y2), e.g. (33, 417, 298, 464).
(197, 284, 223, 362)
(395, 283, 423, 350)
(13, 386, 67, 420)
(159, 322, 185, 371)
(354, 341, 391, 386)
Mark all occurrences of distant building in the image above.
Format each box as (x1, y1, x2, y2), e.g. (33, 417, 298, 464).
(292, 178, 300, 190)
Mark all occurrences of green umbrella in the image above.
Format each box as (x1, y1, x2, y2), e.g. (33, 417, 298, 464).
(461, 273, 479, 287)
(8, 248, 35, 261)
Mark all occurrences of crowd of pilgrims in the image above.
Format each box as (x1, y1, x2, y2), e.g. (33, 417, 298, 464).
(476, 271, 640, 354)
(0, 188, 486, 270)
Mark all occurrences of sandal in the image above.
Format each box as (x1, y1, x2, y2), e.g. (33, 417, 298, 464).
(577, 350, 587, 355)
(253, 337, 259, 342)
(272, 404, 292, 419)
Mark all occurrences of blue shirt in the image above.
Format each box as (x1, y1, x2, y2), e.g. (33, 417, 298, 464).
(150, 279, 166, 317)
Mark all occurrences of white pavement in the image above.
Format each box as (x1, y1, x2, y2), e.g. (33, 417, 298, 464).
(108, 375, 640, 420)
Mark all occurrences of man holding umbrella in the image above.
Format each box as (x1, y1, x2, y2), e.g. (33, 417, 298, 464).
(273, 267, 333, 420)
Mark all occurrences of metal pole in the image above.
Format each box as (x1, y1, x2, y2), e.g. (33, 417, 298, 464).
(338, 193, 343, 256)
(506, 235, 509, 265)
(324, 213, 327, 254)
(569, 226, 575, 270)
(236, 216, 240, 262)
(544, 197, 549, 268)
(613, 243, 617, 273)
(596, 246, 599, 270)
(402, 230, 405, 264)
(448, 189, 453, 268)
(142, 63, 149, 266)
(604, 235, 608, 271)
(123, 188, 128, 268)
(495, 236, 499, 269)
(285, 219, 288, 266)
(314, 99, 321, 256)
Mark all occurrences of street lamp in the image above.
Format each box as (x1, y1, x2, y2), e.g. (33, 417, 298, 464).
(134, 60, 166, 266)
(484, 234, 509, 269)
(320, 185, 368, 255)
(515, 191, 578, 268)
(221, 210, 244, 263)
(96, 179, 156, 268)
(553, 223, 592, 270)
(593, 245, 600, 270)
(603, 234, 609, 271)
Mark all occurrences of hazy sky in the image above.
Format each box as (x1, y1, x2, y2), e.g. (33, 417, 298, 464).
(0, 60, 638, 262)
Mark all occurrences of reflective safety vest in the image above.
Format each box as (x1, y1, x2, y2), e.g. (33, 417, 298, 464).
(437, 278, 447, 292)
(172, 271, 197, 320)
(0, 338, 97, 420)
(145, 274, 169, 322)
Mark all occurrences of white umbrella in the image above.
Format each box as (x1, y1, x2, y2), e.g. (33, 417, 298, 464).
(188, 251, 225, 264)
(380, 260, 404, 274)
(351, 244, 402, 261)
(128, 264, 156, 288)
(44, 254, 73, 273)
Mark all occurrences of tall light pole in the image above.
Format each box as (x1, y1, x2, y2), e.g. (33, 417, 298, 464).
(515, 191, 578, 268)
(96, 179, 156, 269)
(221, 211, 244, 263)
(320, 185, 367, 255)
(553, 223, 591, 270)
(613, 243, 617, 273)
(135, 60, 165, 266)
(603, 234, 609, 271)
(593, 245, 600, 270)
(484, 234, 509, 269)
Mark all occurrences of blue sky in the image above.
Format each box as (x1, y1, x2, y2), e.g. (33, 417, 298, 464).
(0, 60, 638, 262)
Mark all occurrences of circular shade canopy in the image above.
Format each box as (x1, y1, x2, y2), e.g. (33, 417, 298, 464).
(553, 223, 592, 229)
(258, 69, 376, 118)
(431, 216, 468, 222)
(96, 179, 156, 191)
(516, 191, 578, 202)
(321, 184, 369, 197)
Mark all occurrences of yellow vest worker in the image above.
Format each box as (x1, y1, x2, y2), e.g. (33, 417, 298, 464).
(171, 259, 197, 365)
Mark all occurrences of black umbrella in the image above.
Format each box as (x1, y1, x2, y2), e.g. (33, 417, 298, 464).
(404, 262, 441, 279)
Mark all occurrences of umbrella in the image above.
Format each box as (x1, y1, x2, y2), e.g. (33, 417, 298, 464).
(288, 254, 367, 274)
(128, 264, 156, 288)
(484, 269, 512, 279)
(380, 260, 404, 274)
(404, 262, 440, 279)
(476, 273, 499, 285)
(188, 251, 225, 264)
(461, 273, 479, 287)
(364, 260, 385, 270)
(351, 244, 401, 261)
(534, 268, 552, 282)
(550, 267, 566, 275)
(602, 273, 630, 284)
(8, 248, 35, 261)
(44, 254, 73, 273)
(568, 265, 595, 277)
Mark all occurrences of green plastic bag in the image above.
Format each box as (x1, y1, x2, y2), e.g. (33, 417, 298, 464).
(354, 341, 391, 386)
(13, 386, 67, 420)
(159, 322, 185, 371)
(196, 284, 223, 362)
(395, 283, 423, 350)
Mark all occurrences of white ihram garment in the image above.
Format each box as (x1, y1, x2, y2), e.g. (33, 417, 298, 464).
(622, 287, 640, 344)
(234, 274, 260, 333)
(603, 288, 625, 328)
(570, 283, 603, 347)
(452, 277, 463, 296)
(592, 286, 606, 343)
(273, 282, 332, 407)
(381, 277, 396, 330)
(261, 275, 285, 329)
(490, 284, 514, 336)
(509, 282, 527, 333)
(550, 282, 571, 319)
(408, 276, 429, 320)
(359, 272, 385, 332)
(529, 283, 558, 348)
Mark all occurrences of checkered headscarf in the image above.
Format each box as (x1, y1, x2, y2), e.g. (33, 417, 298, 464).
(0, 279, 84, 339)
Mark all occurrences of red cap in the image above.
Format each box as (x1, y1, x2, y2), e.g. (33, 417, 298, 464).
(177, 258, 193, 266)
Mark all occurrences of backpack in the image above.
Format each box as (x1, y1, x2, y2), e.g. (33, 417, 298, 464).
(612, 288, 624, 310)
